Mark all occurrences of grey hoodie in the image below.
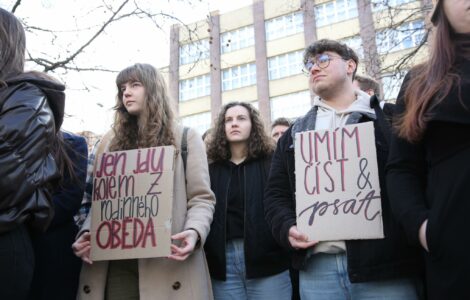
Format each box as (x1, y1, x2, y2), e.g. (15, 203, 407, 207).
(314, 89, 375, 131)
(307, 89, 376, 255)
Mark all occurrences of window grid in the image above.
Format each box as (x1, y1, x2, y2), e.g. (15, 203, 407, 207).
(268, 50, 304, 80)
(180, 112, 212, 135)
(179, 74, 210, 102)
(179, 39, 209, 65)
(381, 71, 407, 101)
(221, 25, 255, 54)
(222, 63, 257, 91)
(371, 0, 414, 11)
(314, 0, 358, 27)
(341, 35, 364, 59)
(265, 12, 304, 41)
(270, 90, 312, 120)
(376, 20, 425, 54)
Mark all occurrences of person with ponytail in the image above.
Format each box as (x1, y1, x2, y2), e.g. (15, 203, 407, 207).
(386, 1, 470, 298)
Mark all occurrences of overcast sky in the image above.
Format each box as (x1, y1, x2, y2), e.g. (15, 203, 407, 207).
(1, 0, 252, 134)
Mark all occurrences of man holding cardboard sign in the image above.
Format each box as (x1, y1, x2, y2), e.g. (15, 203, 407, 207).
(264, 40, 423, 300)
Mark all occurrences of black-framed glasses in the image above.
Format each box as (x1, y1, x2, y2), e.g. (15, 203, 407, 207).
(302, 53, 344, 75)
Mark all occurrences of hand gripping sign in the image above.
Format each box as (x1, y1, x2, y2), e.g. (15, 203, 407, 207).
(90, 146, 175, 261)
(295, 122, 384, 241)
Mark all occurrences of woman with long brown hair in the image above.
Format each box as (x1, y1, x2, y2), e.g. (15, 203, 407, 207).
(72, 63, 215, 300)
(386, 0, 470, 298)
(204, 102, 292, 299)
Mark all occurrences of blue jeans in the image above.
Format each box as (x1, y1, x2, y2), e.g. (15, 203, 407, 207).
(300, 253, 420, 300)
(211, 239, 292, 300)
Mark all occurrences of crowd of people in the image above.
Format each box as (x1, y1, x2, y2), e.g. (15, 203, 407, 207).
(0, 0, 468, 299)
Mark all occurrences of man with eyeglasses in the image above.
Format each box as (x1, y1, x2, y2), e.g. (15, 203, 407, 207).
(264, 39, 424, 299)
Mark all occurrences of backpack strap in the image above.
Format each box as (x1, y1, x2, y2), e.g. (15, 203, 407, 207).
(370, 96, 392, 146)
(181, 127, 190, 175)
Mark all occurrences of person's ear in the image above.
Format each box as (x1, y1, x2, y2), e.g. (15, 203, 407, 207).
(346, 59, 356, 76)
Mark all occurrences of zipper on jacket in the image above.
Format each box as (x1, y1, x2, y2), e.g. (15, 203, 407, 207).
(286, 145, 296, 203)
(243, 164, 248, 277)
(223, 164, 232, 278)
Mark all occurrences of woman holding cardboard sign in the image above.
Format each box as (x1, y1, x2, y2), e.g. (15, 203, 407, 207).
(204, 102, 292, 300)
(72, 63, 215, 300)
(386, 0, 470, 299)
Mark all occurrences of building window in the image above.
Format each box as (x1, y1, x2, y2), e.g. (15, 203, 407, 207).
(180, 112, 212, 135)
(265, 12, 304, 41)
(314, 0, 358, 27)
(270, 90, 312, 120)
(179, 39, 209, 65)
(222, 63, 257, 91)
(371, 0, 414, 11)
(179, 74, 210, 102)
(341, 35, 363, 59)
(221, 25, 254, 54)
(381, 71, 407, 101)
(376, 20, 425, 54)
(268, 50, 304, 80)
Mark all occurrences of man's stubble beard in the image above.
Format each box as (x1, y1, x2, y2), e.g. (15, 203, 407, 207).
(312, 76, 349, 101)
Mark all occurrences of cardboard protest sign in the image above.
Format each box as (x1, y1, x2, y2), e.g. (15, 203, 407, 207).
(90, 146, 175, 261)
(295, 122, 384, 241)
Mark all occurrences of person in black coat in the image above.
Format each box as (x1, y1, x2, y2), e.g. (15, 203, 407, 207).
(264, 39, 424, 300)
(386, 1, 470, 298)
(205, 102, 292, 300)
(28, 131, 88, 300)
(0, 7, 69, 300)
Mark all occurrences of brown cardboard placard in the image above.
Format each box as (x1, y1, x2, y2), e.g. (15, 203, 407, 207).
(90, 146, 175, 261)
(295, 122, 384, 241)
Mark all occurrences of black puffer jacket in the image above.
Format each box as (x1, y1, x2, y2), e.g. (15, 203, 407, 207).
(0, 74, 65, 234)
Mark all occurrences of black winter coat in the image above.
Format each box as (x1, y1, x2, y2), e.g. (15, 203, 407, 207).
(264, 101, 424, 283)
(29, 132, 88, 300)
(0, 74, 65, 233)
(387, 57, 470, 299)
(205, 156, 291, 280)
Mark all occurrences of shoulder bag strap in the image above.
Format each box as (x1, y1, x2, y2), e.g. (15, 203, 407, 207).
(181, 127, 189, 176)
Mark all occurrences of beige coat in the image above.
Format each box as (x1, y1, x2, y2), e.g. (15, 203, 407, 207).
(77, 125, 215, 300)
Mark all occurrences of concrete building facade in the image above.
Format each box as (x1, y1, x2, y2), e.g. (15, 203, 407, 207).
(166, 0, 430, 134)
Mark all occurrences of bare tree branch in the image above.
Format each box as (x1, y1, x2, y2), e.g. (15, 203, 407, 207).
(41, 0, 131, 72)
(11, 0, 21, 13)
(17, 0, 200, 75)
(391, 29, 429, 72)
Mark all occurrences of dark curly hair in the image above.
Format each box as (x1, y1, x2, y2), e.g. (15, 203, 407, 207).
(207, 102, 273, 162)
(303, 39, 359, 80)
(108, 63, 175, 151)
